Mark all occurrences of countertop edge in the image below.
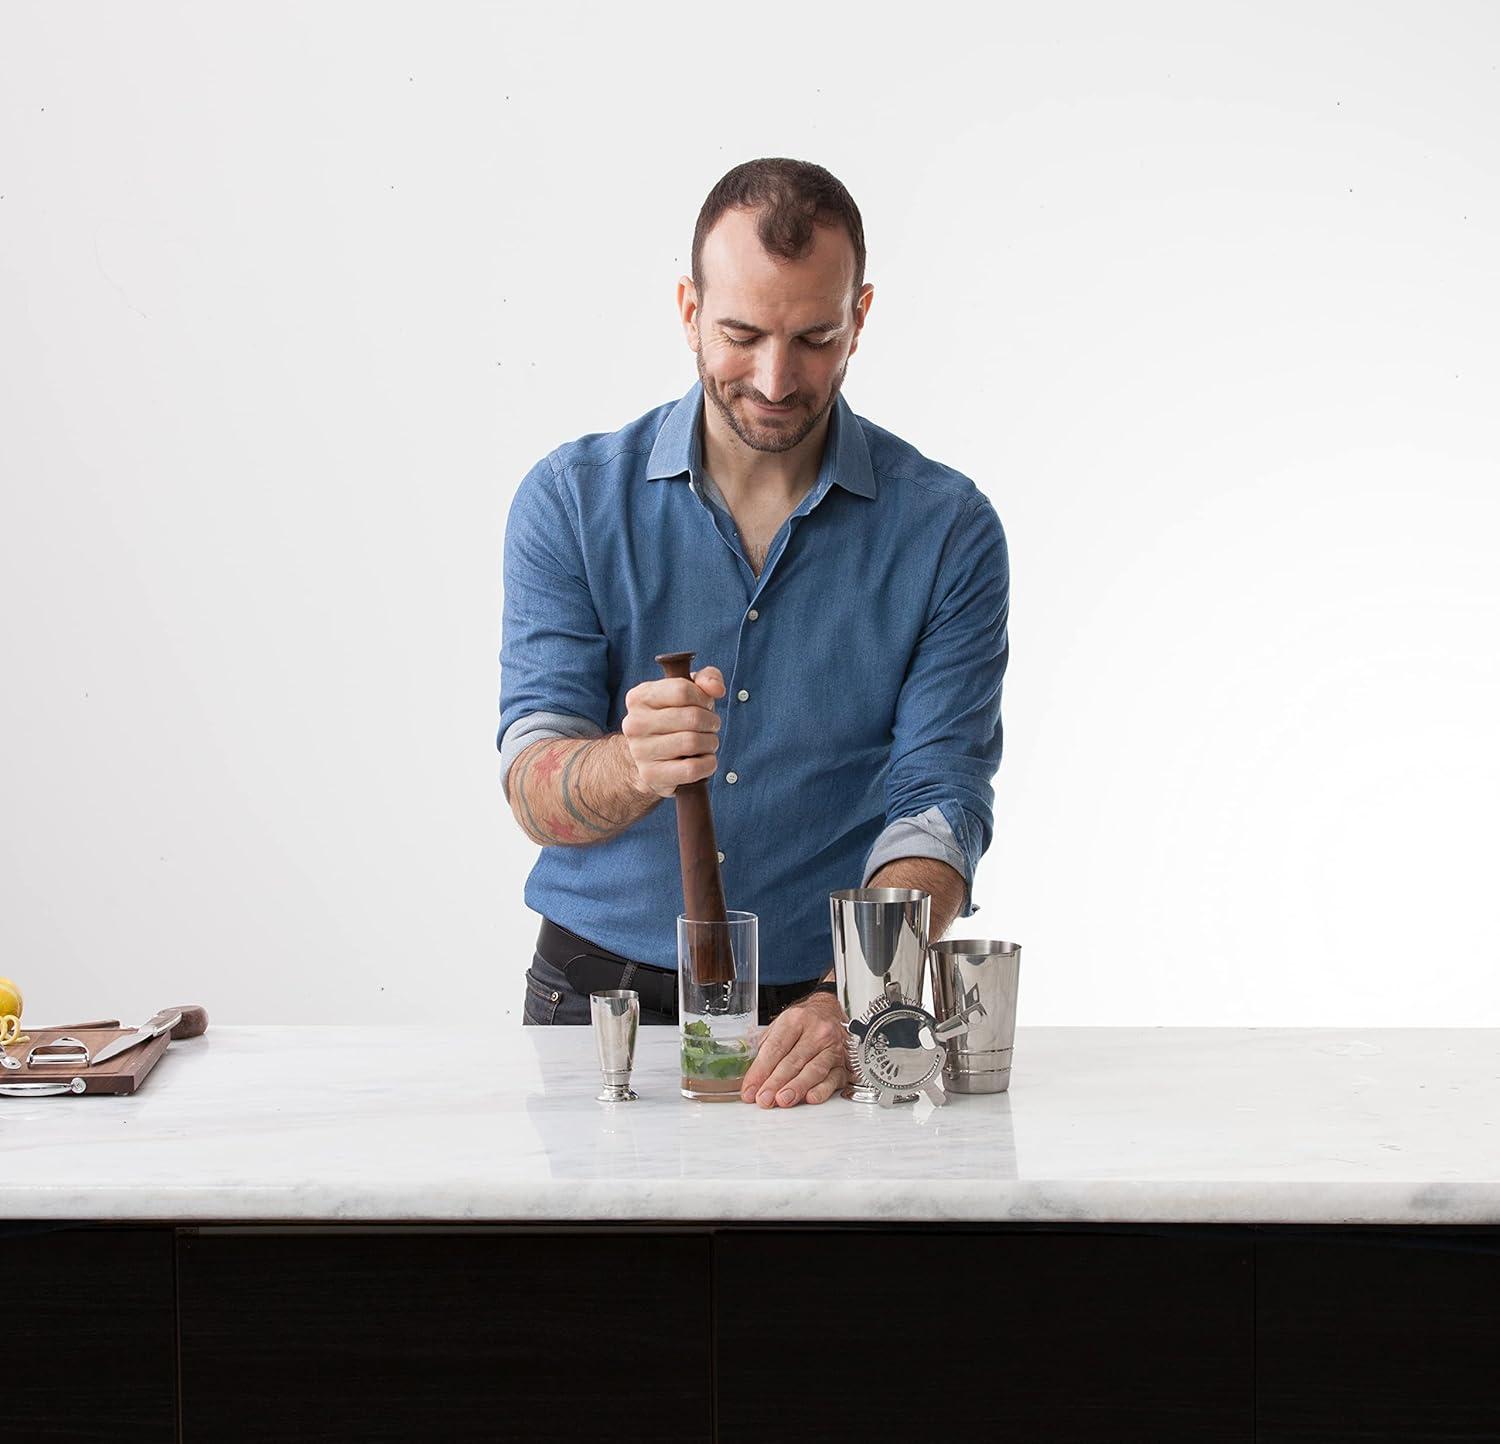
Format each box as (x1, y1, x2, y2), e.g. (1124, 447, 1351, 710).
(7, 1179, 1500, 1226)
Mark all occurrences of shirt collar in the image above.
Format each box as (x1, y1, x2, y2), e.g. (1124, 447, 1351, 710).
(645, 379, 877, 500)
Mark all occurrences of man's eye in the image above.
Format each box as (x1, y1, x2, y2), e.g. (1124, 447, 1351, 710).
(723, 335, 835, 348)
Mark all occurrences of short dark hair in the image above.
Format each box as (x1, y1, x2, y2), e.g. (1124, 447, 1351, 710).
(691, 157, 866, 314)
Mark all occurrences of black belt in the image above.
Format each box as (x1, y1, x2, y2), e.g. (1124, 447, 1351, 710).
(536, 917, 828, 1022)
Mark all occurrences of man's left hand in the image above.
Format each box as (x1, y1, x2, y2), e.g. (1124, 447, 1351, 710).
(741, 992, 848, 1107)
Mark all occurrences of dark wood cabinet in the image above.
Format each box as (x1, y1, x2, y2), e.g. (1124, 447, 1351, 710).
(4, 1222, 176, 1444)
(7, 1219, 1500, 1440)
(715, 1227, 1254, 1443)
(1256, 1227, 1500, 1442)
(177, 1228, 712, 1443)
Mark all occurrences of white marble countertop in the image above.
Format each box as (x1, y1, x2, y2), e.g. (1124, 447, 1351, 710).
(3, 1025, 1499, 1225)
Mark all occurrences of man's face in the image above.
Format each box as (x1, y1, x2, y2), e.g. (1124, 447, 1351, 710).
(684, 207, 872, 456)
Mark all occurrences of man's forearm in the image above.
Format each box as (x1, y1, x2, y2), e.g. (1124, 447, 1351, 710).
(505, 734, 657, 846)
(872, 856, 967, 941)
(818, 856, 969, 983)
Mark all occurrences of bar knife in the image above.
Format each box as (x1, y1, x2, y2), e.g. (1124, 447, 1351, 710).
(90, 1005, 209, 1066)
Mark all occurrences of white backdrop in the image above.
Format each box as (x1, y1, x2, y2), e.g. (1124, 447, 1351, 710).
(2, 1, 1496, 1028)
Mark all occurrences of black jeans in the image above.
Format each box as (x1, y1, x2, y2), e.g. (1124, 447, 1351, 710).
(522, 949, 677, 1027)
(521, 921, 824, 1027)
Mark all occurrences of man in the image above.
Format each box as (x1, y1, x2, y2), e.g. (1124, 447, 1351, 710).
(497, 157, 1009, 1109)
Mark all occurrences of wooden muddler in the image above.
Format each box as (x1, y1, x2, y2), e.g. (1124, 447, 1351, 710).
(655, 650, 735, 987)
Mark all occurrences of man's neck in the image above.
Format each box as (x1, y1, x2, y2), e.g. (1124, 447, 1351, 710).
(700, 401, 831, 510)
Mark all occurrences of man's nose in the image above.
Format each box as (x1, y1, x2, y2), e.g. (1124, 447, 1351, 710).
(753, 347, 796, 405)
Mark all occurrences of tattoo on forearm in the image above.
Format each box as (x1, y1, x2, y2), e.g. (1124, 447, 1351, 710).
(513, 741, 592, 844)
(508, 742, 548, 840)
(558, 744, 616, 836)
(509, 737, 648, 847)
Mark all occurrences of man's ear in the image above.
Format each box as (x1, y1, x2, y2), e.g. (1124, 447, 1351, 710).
(852, 283, 874, 338)
(678, 276, 700, 347)
(844, 284, 873, 360)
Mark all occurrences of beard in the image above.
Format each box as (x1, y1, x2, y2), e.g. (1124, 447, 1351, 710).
(696, 347, 848, 455)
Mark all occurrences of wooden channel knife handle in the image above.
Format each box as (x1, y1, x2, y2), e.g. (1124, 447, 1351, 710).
(655, 651, 734, 986)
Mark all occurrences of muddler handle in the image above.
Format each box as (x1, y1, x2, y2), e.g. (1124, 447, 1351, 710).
(655, 651, 734, 987)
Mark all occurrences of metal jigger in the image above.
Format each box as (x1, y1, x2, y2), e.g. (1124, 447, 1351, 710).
(591, 989, 640, 1102)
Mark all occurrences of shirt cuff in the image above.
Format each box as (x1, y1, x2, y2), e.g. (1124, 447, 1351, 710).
(861, 805, 979, 917)
(498, 711, 605, 797)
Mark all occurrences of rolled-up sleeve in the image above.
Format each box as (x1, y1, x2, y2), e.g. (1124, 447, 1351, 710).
(497, 454, 610, 799)
(861, 490, 1009, 917)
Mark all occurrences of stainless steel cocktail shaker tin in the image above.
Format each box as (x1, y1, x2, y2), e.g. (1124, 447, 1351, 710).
(829, 888, 931, 1103)
(929, 939, 1022, 1093)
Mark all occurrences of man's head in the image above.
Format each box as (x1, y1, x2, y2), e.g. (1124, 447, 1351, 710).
(680, 158, 874, 456)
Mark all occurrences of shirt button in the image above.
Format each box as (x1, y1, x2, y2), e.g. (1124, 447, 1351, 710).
(726, 771, 739, 784)
(717, 850, 725, 863)
(737, 689, 750, 702)
(747, 609, 759, 621)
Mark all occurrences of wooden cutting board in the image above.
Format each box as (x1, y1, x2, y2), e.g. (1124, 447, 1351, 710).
(0, 1010, 205, 1096)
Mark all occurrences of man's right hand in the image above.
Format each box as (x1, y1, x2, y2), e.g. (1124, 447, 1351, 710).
(620, 665, 726, 798)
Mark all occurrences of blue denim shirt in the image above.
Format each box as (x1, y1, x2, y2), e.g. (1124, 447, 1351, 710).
(497, 379, 1008, 983)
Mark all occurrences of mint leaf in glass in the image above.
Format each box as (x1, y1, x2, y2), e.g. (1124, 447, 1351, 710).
(681, 1028, 754, 1080)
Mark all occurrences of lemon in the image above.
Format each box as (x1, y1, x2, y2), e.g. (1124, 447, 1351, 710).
(0, 978, 20, 1019)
